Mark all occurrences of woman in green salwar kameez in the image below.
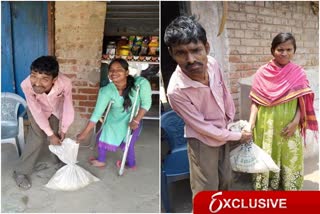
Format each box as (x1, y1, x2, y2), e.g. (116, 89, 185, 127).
(252, 99, 304, 190)
(248, 33, 318, 190)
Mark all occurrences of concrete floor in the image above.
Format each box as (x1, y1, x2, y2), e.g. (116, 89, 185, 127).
(1, 120, 160, 213)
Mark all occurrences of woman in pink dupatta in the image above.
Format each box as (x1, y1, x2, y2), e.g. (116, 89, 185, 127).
(248, 33, 318, 190)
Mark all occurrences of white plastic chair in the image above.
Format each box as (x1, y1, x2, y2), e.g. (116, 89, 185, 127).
(1, 92, 27, 157)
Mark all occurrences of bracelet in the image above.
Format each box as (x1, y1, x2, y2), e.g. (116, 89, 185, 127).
(132, 119, 140, 125)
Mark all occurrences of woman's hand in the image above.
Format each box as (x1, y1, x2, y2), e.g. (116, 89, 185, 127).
(282, 106, 300, 138)
(248, 102, 258, 132)
(76, 121, 96, 144)
(281, 121, 299, 137)
(129, 120, 139, 130)
(76, 132, 88, 143)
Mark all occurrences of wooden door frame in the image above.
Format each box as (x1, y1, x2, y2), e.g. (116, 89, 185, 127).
(47, 2, 55, 55)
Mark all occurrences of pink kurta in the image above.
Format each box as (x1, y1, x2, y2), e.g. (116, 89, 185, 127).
(167, 56, 241, 147)
(21, 73, 74, 136)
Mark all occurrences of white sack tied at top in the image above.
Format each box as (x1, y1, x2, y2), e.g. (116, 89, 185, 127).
(46, 138, 99, 191)
(228, 120, 280, 173)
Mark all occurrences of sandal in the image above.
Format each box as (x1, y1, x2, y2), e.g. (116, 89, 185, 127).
(34, 162, 49, 172)
(13, 171, 31, 190)
(116, 160, 137, 170)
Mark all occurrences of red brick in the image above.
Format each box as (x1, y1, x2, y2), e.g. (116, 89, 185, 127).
(87, 107, 95, 113)
(229, 38, 241, 46)
(241, 55, 259, 63)
(229, 2, 240, 11)
(229, 12, 247, 21)
(233, 99, 239, 107)
(79, 101, 97, 107)
(71, 66, 78, 72)
(229, 55, 241, 63)
(246, 47, 264, 55)
(88, 82, 100, 87)
(234, 63, 254, 71)
(64, 73, 77, 79)
(73, 81, 88, 86)
(80, 114, 91, 119)
(75, 107, 86, 112)
(230, 78, 240, 86)
(229, 46, 247, 54)
(246, 23, 259, 30)
(244, 5, 258, 14)
(88, 95, 98, 100)
(231, 86, 239, 93)
(231, 93, 240, 100)
(255, 1, 264, 7)
(58, 59, 77, 64)
(229, 72, 241, 79)
(259, 55, 272, 62)
(241, 70, 256, 78)
(73, 94, 88, 100)
(78, 88, 99, 94)
(241, 38, 260, 46)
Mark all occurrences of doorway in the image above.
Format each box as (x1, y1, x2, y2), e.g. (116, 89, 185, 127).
(1, 1, 53, 97)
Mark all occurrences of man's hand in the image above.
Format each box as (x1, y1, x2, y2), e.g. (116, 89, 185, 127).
(240, 130, 252, 143)
(59, 132, 66, 141)
(49, 134, 61, 145)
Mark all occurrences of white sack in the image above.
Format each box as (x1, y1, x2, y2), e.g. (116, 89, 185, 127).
(228, 120, 280, 173)
(230, 141, 280, 173)
(46, 138, 99, 191)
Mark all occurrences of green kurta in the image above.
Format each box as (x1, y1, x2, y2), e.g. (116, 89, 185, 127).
(253, 99, 304, 190)
(90, 76, 152, 147)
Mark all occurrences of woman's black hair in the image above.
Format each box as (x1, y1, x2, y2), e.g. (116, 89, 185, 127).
(30, 56, 59, 78)
(108, 58, 135, 111)
(271, 32, 296, 55)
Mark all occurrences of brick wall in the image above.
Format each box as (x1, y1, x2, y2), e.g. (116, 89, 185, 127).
(227, 1, 318, 119)
(192, 1, 319, 119)
(55, 2, 106, 134)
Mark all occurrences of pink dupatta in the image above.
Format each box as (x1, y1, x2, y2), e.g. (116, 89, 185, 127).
(249, 60, 318, 141)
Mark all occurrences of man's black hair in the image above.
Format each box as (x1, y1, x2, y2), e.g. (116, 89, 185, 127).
(30, 56, 59, 78)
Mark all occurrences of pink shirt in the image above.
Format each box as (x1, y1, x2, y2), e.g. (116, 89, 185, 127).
(167, 56, 242, 147)
(21, 73, 74, 136)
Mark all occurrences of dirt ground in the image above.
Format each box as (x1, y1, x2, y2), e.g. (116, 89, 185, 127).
(1, 120, 159, 213)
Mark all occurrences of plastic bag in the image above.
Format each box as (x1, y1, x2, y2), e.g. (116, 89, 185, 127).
(45, 138, 99, 191)
(230, 141, 280, 173)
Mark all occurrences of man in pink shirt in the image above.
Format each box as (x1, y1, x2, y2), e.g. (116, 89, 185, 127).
(164, 16, 252, 199)
(13, 56, 74, 190)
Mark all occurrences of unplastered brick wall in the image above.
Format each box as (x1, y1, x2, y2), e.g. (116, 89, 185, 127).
(191, 1, 318, 119)
(55, 1, 106, 125)
(226, 1, 318, 119)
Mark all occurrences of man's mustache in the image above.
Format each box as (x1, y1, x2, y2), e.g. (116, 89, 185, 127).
(186, 61, 203, 69)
